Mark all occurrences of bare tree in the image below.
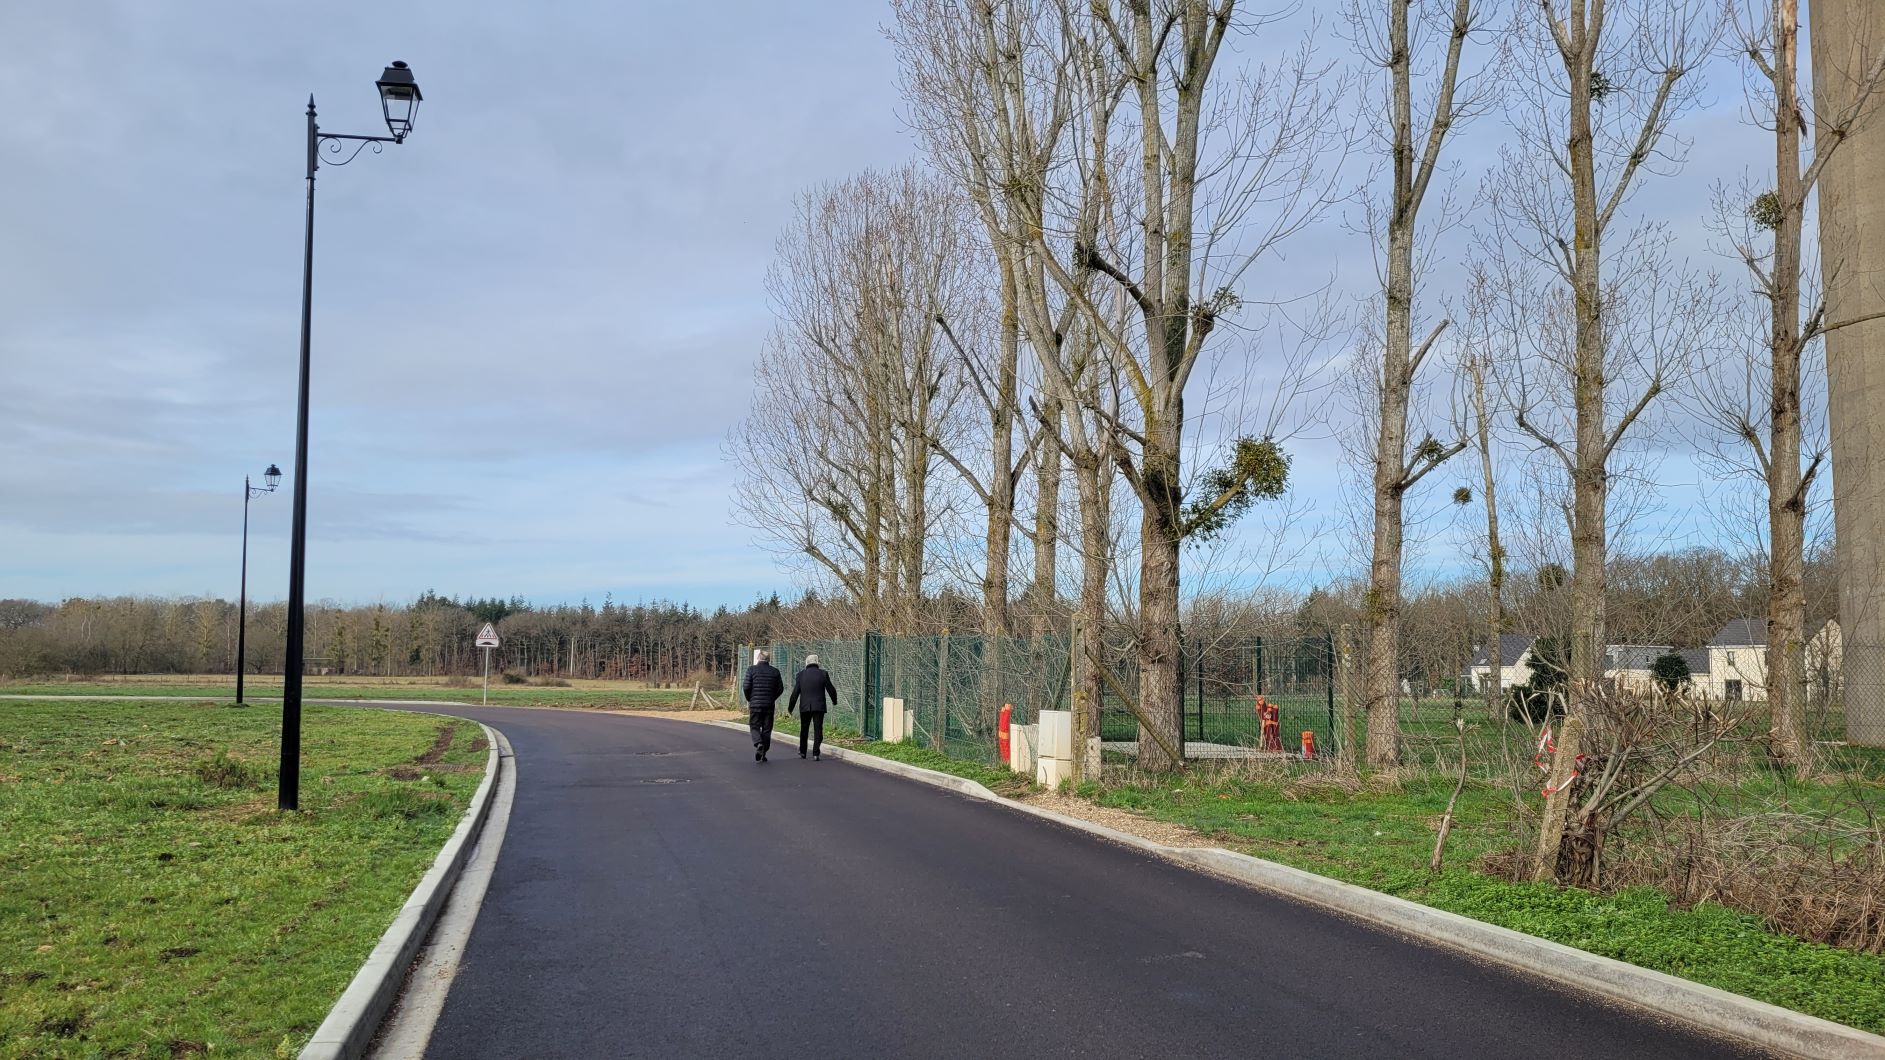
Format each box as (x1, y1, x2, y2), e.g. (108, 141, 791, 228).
(731, 168, 975, 628)
(1460, 266, 1508, 720)
(1347, 0, 1492, 768)
(1490, 0, 1722, 731)
(1017, 1, 1346, 770)
(1704, 0, 1885, 769)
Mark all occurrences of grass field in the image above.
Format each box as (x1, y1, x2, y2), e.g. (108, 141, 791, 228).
(0, 699, 487, 1058)
(0, 673, 712, 711)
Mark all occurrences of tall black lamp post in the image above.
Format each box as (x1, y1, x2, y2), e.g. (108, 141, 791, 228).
(280, 61, 424, 811)
(237, 463, 282, 705)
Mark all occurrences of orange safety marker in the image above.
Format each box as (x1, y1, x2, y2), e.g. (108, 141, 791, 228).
(1300, 730, 1316, 759)
(998, 703, 1013, 764)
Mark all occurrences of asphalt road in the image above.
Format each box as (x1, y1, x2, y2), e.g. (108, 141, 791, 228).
(417, 707, 1758, 1059)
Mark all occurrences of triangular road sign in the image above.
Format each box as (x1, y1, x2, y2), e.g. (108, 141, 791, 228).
(476, 623, 500, 648)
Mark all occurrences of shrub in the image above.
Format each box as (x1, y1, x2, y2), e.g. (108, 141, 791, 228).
(499, 670, 528, 685)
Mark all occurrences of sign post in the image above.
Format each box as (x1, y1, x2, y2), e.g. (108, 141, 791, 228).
(476, 622, 501, 705)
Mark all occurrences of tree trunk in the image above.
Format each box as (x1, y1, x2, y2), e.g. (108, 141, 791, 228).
(1030, 395, 1062, 632)
(1137, 437, 1185, 771)
(1567, 42, 1609, 713)
(1071, 447, 1110, 781)
(1470, 352, 1505, 720)
(1768, 0, 1811, 770)
(984, 259, 1020, 638)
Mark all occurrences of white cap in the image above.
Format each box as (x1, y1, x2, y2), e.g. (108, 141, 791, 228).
(805, 654, 820, 666)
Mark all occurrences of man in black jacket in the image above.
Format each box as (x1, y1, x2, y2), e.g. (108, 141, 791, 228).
(789, 654, 839, 760)
(742, 650, 785, 762)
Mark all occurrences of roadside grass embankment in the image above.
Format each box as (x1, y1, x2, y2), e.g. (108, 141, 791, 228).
(0, 699, 486, 1058)
(775, 711, 1885, 1035)
(0, 674, 707, 711)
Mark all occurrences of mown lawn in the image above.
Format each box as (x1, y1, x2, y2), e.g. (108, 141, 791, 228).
(0, 700, 487, 1058)
(0, 675, 705, 711)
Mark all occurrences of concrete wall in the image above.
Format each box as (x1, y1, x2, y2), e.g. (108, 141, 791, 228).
(1813, 0, 1885, 745)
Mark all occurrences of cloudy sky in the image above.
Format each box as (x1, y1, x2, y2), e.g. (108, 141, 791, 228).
(0, 2, 1785, 609)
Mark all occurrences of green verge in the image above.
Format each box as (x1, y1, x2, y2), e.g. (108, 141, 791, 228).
(769, 716, 1035, 797)
(0, 678, 701, 711)
(1086, 771, 1885, 1034)
(0, 700, 487, 1058)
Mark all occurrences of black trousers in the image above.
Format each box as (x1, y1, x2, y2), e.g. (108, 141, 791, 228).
(798, 711, 825, 757)
(749, 708, 775, 756)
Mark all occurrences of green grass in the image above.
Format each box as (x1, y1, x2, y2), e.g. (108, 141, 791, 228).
(770, 715, 1036, 797)
(0, 677, 703, 711)
(1085, 769, 1885, 1033)
(0, 699, 488, 1058)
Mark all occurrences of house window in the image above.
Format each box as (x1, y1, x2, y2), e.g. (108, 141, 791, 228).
(1726, 651, 1736, 666)
(1725, 679, 1743, 702)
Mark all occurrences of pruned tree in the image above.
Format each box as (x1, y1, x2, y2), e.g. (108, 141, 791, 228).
(1700, 0, 1885, 770)
(1486, 0, 1724, 764)
(1346, 0, 1493, 768)
(1016, 0, 1346, 770)
(731, 167, 975, 629)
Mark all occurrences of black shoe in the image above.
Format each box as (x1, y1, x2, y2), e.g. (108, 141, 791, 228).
(755, 749, 762, 761)
(800, 752, 808, 759)
(813, 753, 820, 761)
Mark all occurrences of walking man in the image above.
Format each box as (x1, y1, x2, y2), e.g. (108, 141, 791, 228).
(742, 650, 784, 763)
(789, 653, 839, 760)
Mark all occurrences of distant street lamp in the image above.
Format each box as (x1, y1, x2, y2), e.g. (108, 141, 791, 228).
(280, 61, 424, 812)
(236, 463, 282, 706)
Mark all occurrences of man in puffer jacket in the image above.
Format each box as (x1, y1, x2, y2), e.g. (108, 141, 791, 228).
(789, 654, 839, 760)
(742, 650, 785, 763)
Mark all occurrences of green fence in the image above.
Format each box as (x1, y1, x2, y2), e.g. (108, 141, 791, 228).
(738, 632, 1337, 766)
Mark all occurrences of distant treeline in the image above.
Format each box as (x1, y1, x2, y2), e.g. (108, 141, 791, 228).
(0, 591, 790, 683)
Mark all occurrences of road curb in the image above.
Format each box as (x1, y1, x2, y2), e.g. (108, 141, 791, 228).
(701, 718, 1884, 1059)
(299, 721, 507, 1060)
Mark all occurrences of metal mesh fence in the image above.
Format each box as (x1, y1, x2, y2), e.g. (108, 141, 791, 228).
(733, 626, 1885, 780)
(740, 631, 1337, 766)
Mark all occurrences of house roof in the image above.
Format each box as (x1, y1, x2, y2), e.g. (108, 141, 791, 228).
(1471, 633, 1536, 667)
(1603, 644, 1673, 672)
(1710, 618, 1768, 647)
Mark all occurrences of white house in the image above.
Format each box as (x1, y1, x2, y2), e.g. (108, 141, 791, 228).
(1603, 644, 1674, 693)
(1703, 618, 1768, 702)
(1466, 633, 1536, 692)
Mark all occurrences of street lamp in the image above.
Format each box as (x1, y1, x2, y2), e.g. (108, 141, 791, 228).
(237, 463, 282, 706)
(280, 61, 424, 811)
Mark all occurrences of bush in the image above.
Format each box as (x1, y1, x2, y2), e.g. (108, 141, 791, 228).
(499, 670, 528, 685)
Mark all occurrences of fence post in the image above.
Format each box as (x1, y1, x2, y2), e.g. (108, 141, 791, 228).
(1336, 624, 1358, 767)
(1324, 631, 1337, 755)
(863, 632, 882, 741)
(1195, 639, 1206, 743)
(936, 631, 949, 752)
(1070, 611, 1096, 782)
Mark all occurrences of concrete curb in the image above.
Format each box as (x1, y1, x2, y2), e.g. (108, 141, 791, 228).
(299, 721, 506, 1060)
(701, 718, 1884, 1059)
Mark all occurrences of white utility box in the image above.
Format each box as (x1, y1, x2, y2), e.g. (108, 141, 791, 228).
(882, 697, 906, 742)
(1010, 723, 1039, 774)
(1037, 709, 1073, 760)
(1036, 755, 1072, 789)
